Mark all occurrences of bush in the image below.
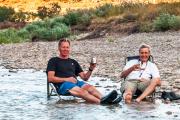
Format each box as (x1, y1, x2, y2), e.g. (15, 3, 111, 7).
(95, 4, 113, 17)
(79, 13, 92, 26)
(153, 13, 171, 31)
(50, 17, 64, 27)
(0, 6, 15, 22)
(23, 19, 70, 41)
(65, 9, 93, 26)
(153, 13, 180, 31)
(52, 17, 64, 24)
(0, 28, 24, 44)
(32, 21, 46, 28)
(17, 29, 30, 40)
(63, 11, 81, 25)
(24, 24, 40, 33)
(36, 23, 70, 41)
(53, 23, 70, 39)
(168, 15, 180, 30)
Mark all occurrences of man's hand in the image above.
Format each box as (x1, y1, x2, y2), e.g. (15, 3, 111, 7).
(66, 77, 77, 83)
(132, 64, 140, 71)
(89, 63, 96, 71)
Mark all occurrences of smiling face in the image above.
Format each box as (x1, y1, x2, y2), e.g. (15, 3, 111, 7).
(59, 41, 70, 59)
(139, 47, 150, 62)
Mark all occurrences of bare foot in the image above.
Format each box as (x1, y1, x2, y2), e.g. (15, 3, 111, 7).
(135, 98, 141, 103)
(124, 93, 132, 104)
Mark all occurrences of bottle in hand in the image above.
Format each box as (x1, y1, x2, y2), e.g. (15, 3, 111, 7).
(91, 57, 96, 64)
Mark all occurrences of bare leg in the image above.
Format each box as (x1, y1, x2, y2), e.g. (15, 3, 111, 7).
(82, 84, 102, 99)
(121, 80, 137, 104)
(69, 86, 100, 104)
(123, 89, 133, 104)
(136, 78, 161, 103)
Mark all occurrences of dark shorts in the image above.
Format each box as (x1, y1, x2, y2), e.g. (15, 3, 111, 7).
(58, 80, 87, 95)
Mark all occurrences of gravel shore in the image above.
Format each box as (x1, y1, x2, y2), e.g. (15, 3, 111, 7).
(0, 31, 180, 91)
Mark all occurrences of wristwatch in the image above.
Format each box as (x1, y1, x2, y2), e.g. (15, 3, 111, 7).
(89, 68, 93, 71)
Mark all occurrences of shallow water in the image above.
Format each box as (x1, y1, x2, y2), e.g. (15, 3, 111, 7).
(0, 66, 180, 120)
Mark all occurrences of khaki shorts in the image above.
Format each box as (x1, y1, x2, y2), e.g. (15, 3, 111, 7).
(120, 79, 150, 95)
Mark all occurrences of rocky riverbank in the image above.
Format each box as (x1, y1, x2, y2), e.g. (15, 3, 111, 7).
(0, 31, 180, 91)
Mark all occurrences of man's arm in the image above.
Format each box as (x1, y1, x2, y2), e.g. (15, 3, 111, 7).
(48, 71, 77, 83)
(79, 71, 93, 81)
(78, 63, 96, 81)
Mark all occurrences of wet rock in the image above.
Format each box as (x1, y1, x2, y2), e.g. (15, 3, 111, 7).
(95, 83, 99, 85)
(174, 115, 178, 117)
(100, 79, 107, 81)
(9, 69, 18, 73)
(166, 111, 173, 115)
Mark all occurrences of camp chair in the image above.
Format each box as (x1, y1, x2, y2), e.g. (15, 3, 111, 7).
(122, 55, 157, 100)
(47, 78, 74, 100)
(47, 80, 60, 99)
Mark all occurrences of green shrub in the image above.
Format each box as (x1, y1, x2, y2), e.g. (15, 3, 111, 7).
(17, 29, 30, 40)
(168, 15, 180, 30)
(25, 24, 40, 33)
(52, 17, 64, 24)
(54, 23, 70, 38)
(50, 17, 64, 28)
(0, 34, 10, 44)
(63, 11, 81, 25)
(66, 9, 93, 26)
(31, 21, 46, 28)
(24, 21, 70, 41)
(79, 13, 91, 26)
(0, 28, 24, 44)
(153, 13, 180, 31)
(52, 23, 70, 40)
(36, 27, 51, 40)
(36, 23, 70, 41)
(0, 6, 15, 22)
(154, 13, 171, 31)
(95, 4, 113, 17)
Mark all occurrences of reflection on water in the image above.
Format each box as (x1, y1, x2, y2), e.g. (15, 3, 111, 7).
(0, 66, 180, 120)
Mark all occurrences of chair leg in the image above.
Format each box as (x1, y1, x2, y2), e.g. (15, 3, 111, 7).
(47, 82, 50, 99)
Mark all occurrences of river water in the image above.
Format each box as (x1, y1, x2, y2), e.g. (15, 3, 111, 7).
(0, 66, 180, 120)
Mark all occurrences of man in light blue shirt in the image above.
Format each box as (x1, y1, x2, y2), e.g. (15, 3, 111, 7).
(120, 44, 161, 104)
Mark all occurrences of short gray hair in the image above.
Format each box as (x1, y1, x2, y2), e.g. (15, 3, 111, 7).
(139, 44, 151, 52)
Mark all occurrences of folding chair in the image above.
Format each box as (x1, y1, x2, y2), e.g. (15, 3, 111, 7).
(123, 55, 157, 100)
(47, 78, 75, 100)
(47, 80, 60, 99)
